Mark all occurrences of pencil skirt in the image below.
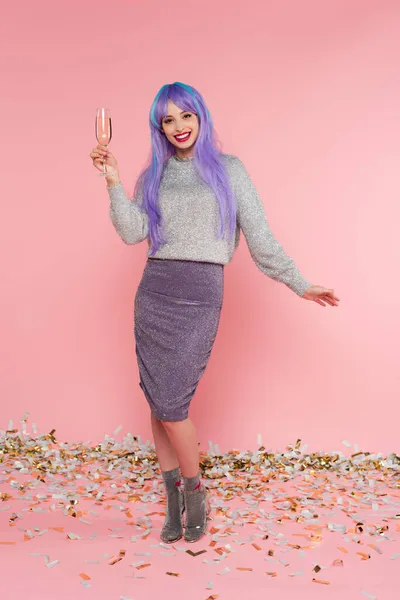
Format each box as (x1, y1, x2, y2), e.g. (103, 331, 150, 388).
(134, 258, 224, 422)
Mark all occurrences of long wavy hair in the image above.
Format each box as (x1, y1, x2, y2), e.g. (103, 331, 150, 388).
(132, 82, 237, 255)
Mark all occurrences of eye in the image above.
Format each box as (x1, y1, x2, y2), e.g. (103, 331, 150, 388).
(184, 113, 192, 118)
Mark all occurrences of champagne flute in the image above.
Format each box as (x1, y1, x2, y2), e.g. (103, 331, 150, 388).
(95, 108, 112, 176)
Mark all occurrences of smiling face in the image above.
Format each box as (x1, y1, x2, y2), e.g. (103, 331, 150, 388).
(161, 99, 199, 158)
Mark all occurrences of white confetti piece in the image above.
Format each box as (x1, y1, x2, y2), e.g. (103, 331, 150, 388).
(390, 553, 400, 560)
(341, 440, 351, 448)
(132, 560, 145, 567)
(361, 591, 377, 600)
(113, 425, 123, 436)
(80, 580, 91, 588)
(328, 523, 347, 533)
(46, 560, 60, 568)
(217, 566, 231, 575)
(206, 581, 214, 590)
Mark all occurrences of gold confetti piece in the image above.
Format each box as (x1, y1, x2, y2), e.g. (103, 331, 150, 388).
(136, 563, 151, 570)
(236, 567, 253, 571)
(166, 572, 180, 577)
(252, 543, 262, 551)
(209, 527, 220, 535)
(332, 559, 344, 567)
(265, 572, 277, 577)
(337, 546, 349, 554)
(0, 542, 16, 545)
(109, 557, 123, 566)
(313, 579, 330, 585)
(186, 549, 207, 557)
(79, 573, 91, 581)
(268, 549, 274, 556)
(313, 565, 322, 573)
(205, 596, 219, 600)
(356, 552, 371, 560)
(209, 540, 217, 548)
(367, 544, 383, 554)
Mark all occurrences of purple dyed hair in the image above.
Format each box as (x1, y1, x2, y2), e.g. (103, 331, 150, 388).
(132, 81, 237, 255)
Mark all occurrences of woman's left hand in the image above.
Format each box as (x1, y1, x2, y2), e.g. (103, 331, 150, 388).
(302, 285, 340, 307)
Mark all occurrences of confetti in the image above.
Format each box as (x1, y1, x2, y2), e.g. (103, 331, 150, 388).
(1, 420, 399, 598)
(356, 552, 371, 561)
(206, 581, 214, 590)
(186, 549, 207, 557)
(361, 592, 377, 600)
(332, 559, 344, 567)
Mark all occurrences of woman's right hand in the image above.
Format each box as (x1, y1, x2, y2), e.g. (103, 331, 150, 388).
(89, 144, 119, 175)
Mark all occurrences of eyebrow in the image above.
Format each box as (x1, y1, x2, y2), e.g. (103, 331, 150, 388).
(163, 111, 190, 118)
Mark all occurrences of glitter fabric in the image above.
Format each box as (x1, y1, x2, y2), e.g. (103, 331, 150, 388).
(108, 154, 312, 297)
(134, 258, 224, 421)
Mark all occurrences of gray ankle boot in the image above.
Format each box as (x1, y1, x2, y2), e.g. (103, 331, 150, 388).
(183, 482, 211, 543)
(160, 475, 185, 544)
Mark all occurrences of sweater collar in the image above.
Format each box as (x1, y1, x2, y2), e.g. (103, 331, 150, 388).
(172, 153, 195, 162)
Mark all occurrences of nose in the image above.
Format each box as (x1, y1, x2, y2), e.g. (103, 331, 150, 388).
(175, 119, 186, 132)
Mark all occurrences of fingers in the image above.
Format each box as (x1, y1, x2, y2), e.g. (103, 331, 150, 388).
(90, 146, 108, 159)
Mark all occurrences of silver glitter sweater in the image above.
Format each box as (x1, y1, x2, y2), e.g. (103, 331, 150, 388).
(107, 154, 311, 297)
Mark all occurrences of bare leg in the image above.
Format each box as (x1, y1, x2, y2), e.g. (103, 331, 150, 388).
(150, 413, 179, 472)
(161, 418, 199, 478)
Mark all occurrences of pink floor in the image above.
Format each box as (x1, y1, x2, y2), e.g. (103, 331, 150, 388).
(1, 427, 399, 600)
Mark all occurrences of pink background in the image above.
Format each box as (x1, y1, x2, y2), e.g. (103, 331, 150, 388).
(2, 0, 399, 453)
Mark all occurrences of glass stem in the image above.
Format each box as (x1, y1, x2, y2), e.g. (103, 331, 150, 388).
(103, 145, 107, 175)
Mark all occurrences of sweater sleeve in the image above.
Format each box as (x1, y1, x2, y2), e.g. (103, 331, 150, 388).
(107, 181, 149, 245)
(231, 156, 312, 297)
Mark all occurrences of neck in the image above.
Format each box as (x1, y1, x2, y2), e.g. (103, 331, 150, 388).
(174, 148, 195, 160)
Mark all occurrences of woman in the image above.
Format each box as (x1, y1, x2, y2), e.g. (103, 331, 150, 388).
(89, 81, 340, 544)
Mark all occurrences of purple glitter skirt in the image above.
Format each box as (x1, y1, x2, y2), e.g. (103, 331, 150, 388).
(134, 258, 224, 421)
